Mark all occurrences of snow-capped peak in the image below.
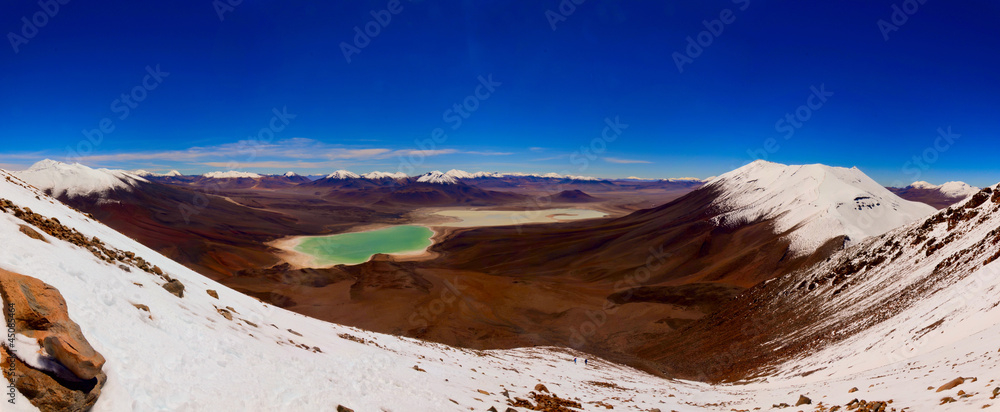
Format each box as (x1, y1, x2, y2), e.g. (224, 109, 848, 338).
(908, 181, 937, 190)
(202, 171, 262, 179)
(283, 171, 300, 177)
(707, 160, 936, 256)
(416, 171, 458, 184)
(937, 181, 978, 197)
(12, 159, 149, 198)
(444, 169, 475, 179)
(131, 169, 183, 177)
(907, 180, 979, 198)
(325, 170, 360, 180)
(361, 171, 407, 180)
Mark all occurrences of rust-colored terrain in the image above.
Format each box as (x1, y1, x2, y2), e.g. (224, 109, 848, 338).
(52, 174, 955, 379)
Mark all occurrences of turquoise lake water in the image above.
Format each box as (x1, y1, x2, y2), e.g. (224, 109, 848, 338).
(294, 225, 434, 265)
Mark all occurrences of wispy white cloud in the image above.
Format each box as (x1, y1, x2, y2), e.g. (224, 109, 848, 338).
(0, 138, 511, 172)
(463, 151, 514, 156)
(604, 157, 652, 164)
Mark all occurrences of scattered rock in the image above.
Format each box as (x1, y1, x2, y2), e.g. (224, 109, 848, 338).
(849, 387, 858, 393)
(151, 265, 163, 276)
(478, 389, 491, 396)
(19, 224, 48, 242)
(206, 289, 219, 299)
(991, 387, 999, 399)
(162, 279, 185, 298)
(132, 303, 150, 312)
(487, 407, 498, 412)
(937, 377, 966, 392)
(535, 383, 549, 393)
(796, 395, 811, 406)
(0, 268, 107, 411)
(336, 406, 354, 412)
(413, 365, 426, 372)
(941, 397, 956, 404)
(217, 308, 233, 321)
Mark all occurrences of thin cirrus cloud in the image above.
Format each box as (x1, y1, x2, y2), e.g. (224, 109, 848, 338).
(604, 157, 652, 164)
(0, 138, 512, 170)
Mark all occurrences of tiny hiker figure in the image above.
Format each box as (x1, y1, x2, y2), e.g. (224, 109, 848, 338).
(573, 357, 577, 364)
(584, 359, 588, 366)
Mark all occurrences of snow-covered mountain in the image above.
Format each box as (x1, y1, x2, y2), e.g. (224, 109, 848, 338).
(706, 160, 936, 257)
(907, 181, 978, 198)
(324, 170, 361, 180)
(361, 171, 408, 180)
(416, 170, 459, 184)
(12, 159, 149, 198)
(443, 169, 476, 179)
(655, 183, 1000, 405)
(889, 180, 979, 209)
(202, 171, 263, 179)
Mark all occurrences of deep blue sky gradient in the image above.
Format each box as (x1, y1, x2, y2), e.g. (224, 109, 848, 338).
(1, 0, 999, 185)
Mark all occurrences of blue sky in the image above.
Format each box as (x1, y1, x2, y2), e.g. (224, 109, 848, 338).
(1, 0, 999, 185)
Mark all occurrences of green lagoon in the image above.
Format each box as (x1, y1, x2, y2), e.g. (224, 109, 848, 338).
(294, 225, 434, 265)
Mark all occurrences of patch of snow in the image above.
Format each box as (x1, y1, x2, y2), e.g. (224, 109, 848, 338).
(282, 172, 300, 178)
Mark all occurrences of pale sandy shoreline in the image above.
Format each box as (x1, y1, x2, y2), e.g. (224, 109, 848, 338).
(270, 207, 609, 269)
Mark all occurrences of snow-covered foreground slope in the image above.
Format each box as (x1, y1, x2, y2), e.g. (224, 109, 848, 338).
(2, 165, 999, 411)
(706, 160, 936, 257)
(756, 185, 1000, 385)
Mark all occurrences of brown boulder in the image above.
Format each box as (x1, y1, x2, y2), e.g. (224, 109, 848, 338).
(937, 377, 966, 392)
(19, 224, 48, 242)
(796, 394, 811, 406)
(162, 279, 185, 298)
(0, 268, 107, 411)
(206, 289, 219, 299)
